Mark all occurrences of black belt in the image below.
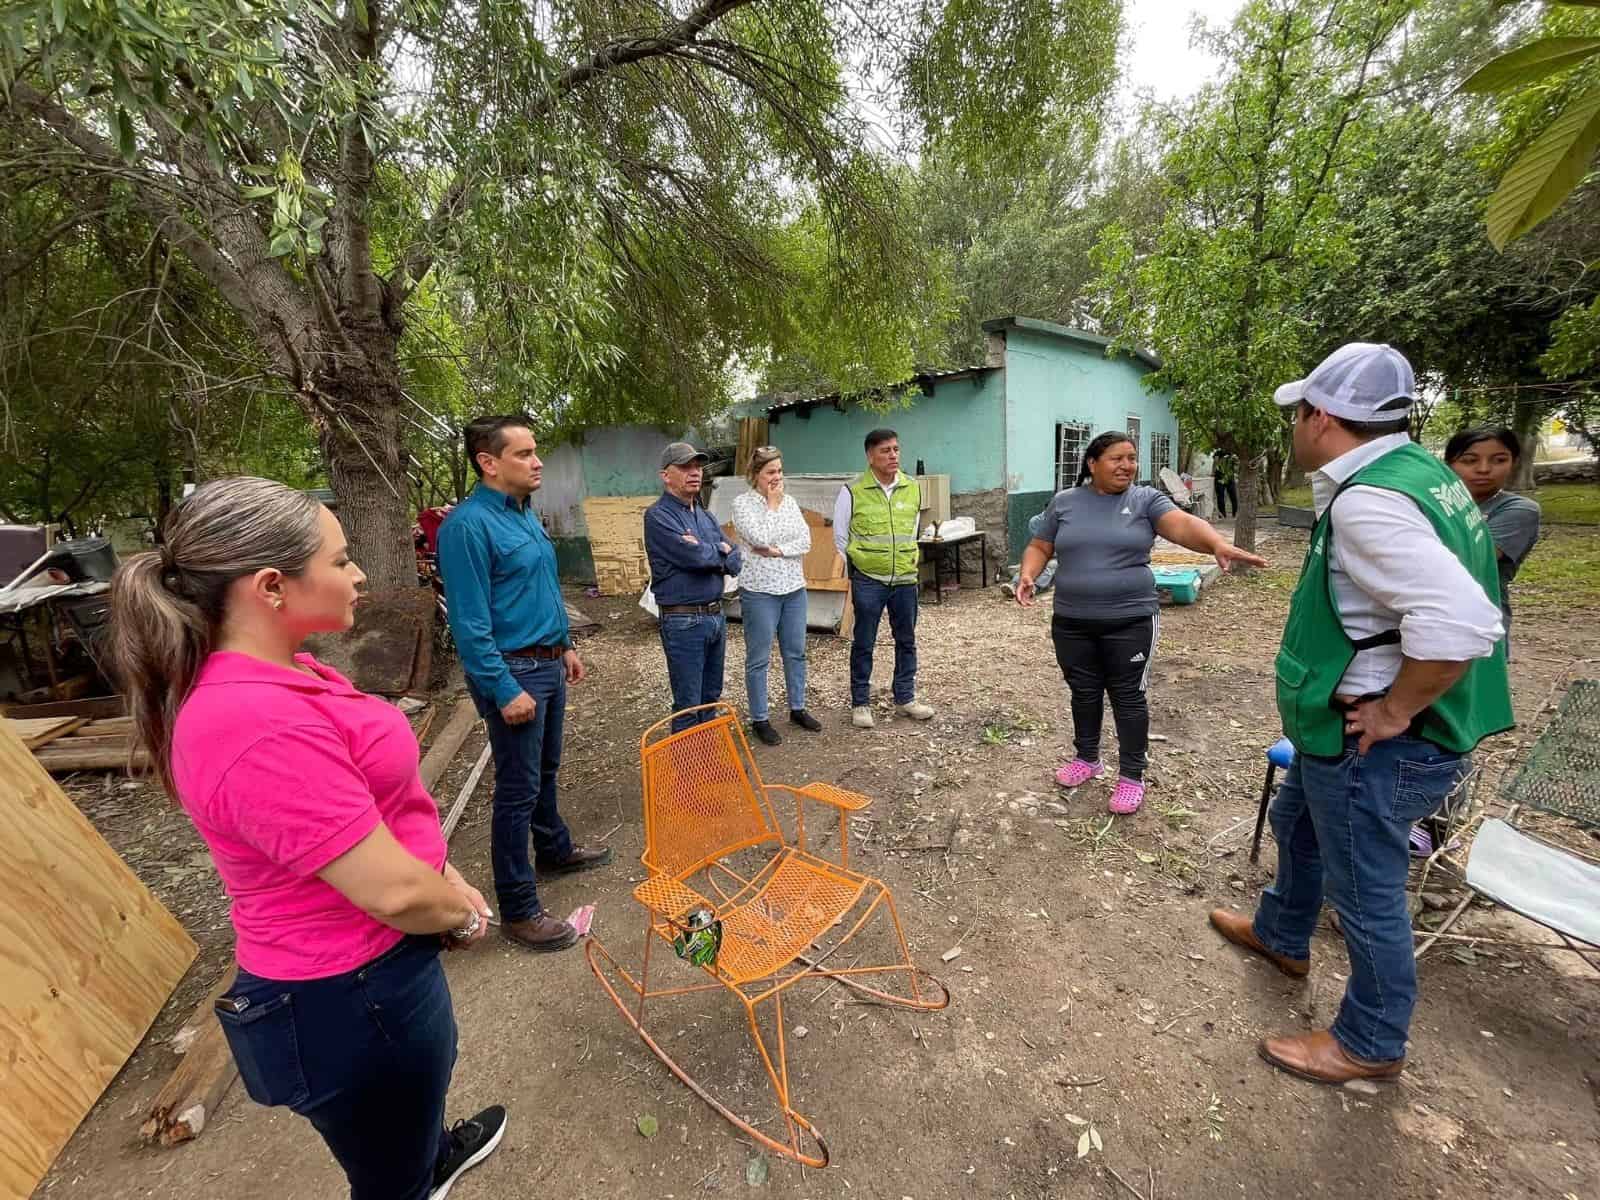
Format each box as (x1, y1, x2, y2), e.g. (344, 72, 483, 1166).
(660, 601, 722, 615)
(505, 644, 565, 660)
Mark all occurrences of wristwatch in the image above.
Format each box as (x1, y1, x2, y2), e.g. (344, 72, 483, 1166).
(448, 909, 481, 941)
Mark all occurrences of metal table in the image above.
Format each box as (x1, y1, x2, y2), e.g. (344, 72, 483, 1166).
(919, 531, 988, 603)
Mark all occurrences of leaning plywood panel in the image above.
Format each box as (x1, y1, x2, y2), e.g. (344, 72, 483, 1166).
(0, 720, 197, 1198)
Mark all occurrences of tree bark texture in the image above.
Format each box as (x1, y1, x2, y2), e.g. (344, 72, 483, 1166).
(1233, 453, 1262, 552)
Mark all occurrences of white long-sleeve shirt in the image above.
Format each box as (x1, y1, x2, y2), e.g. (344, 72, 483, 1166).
(1311, 433, 1504, 695)
(731, 491, 810, 595)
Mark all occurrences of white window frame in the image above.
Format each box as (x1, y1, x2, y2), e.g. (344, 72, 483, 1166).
(1055, 421, 1092, 491)
(1125, 415, 1143, 480)
(1150, 431, 1173, 480)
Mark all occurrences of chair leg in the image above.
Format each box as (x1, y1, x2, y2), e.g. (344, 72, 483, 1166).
(1250, 764, 1277, 865)
(586, 934, 831, 1168)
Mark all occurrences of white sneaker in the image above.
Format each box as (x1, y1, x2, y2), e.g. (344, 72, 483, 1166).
(895, 699, 935, 720)
(851, 705, 875, 729)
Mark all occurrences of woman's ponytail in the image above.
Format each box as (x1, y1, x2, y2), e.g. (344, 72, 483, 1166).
(107, 477, 322, 796)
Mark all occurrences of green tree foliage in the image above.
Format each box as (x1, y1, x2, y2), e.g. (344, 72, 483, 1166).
(1461, 0, 1600, 249)
(1, 0, 1123, 585)
(1095, 0, 1414, 550)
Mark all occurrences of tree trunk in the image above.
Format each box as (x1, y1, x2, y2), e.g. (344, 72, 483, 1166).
(1510, 401, 1541, 494)
(317, 332, 418, 590)
(1233, 454, 1262, 552)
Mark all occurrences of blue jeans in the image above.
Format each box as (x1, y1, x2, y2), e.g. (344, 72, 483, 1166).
(466, 655, 573, 922)
(741, 588, 808, 720)
(659, 611, 727, 732)
(1252, 735, 1467, 1062)
(849, 567, 918, 707)
(216, 936, 456, 1200)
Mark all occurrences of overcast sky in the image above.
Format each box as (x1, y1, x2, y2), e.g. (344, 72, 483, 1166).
(1119, 0, 1243, 105)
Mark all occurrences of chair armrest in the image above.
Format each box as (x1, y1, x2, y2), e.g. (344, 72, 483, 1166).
(768, 782, 873, 812)
(633, 874, 713, 923)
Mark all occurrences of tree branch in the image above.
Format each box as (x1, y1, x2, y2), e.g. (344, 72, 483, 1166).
(8, 82, 257, 317)
(388, 0, 759, 300)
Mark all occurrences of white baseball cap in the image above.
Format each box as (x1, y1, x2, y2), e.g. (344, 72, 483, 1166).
(1273, 343, 1416, 424)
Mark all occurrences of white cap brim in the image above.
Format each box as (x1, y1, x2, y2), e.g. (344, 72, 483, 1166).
(1273, 380, 1307, 407)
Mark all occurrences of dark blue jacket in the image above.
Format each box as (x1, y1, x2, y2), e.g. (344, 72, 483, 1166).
(644, 492, 743, 606)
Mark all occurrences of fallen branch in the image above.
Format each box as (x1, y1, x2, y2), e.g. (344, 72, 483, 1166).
(1104, 1164, 1151, 1200)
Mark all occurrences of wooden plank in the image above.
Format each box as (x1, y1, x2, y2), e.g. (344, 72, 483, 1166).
(79, 715, 135, 735)
(582, 496, 655, 596)
(40, 733, 132, 754)
(0, 721, 196, 1197)
(418, 697, 478, 792)
(441, 742, 493, 841)
(169, 966, 238, 1057)
(5, 716, 86, 749)
(33, 743, 149, 773)
(139, 1018, 237, 1146)
(0, 694, 125, 721)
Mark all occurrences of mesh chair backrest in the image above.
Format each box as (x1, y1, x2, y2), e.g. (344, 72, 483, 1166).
(641, 710, 780, 876)
(1501, 679, 1600, 828)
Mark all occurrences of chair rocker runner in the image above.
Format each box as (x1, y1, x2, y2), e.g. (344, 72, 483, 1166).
(585, 702, 950, 1167)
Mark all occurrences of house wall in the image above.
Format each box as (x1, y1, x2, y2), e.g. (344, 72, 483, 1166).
(530, 425, 682, 580)
(1000, 327, 1180, 559)
(763, 372, 1006, 494)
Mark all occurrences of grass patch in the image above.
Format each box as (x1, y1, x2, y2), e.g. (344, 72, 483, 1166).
(1532, 480, 1600, 525)
(1516, 525, 1600, 611)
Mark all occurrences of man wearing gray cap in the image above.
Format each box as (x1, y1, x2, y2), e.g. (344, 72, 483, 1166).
(644, 442, 744, 732)
(1208, 343, 1511, 1085)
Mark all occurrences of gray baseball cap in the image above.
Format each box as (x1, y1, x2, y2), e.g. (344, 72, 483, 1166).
(660, 441, 710, 469)
(1274, 343, 1416, 424)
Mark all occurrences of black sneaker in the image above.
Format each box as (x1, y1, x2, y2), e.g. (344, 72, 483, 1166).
(751, 719, 783, 746)
(431, 1106, 507, 1199)
(789, 709, 823, 733)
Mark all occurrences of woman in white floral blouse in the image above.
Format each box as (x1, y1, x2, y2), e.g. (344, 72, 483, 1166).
(732, 447, 822, 744)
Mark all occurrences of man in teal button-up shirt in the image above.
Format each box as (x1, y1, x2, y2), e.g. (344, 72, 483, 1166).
(438, 415, 611, 953)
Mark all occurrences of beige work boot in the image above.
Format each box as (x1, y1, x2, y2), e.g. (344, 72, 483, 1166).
(895, 698, 935, 720)
(851, 705, 875, 729)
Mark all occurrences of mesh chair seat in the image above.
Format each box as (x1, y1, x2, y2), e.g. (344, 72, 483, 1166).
(1501, 679, 1600, 827)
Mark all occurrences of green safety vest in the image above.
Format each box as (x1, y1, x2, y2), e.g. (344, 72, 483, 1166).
(846, 471, 922, 585)
(1275, 442, 1513, 756)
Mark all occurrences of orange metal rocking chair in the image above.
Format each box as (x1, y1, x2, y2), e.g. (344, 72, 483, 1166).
(585, 702, 950, 1167)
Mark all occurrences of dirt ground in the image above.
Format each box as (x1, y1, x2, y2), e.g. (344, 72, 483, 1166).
(35, 519, 1600, 1200)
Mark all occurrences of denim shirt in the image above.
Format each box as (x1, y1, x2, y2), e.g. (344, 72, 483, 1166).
(437, 485, 570, 708)
(644, 491, 743, 606)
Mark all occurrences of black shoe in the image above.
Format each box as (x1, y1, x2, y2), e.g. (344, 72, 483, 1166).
(789, 709, 823, 733)
(751, 719, 783, 746)
(432, 1105, 507, 1199)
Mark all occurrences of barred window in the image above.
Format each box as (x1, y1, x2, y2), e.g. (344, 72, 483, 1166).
(1055, 422, 1091, 491)
(1150, 432, 1173, 479)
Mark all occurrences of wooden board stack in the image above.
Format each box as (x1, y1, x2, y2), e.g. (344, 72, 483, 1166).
(582, 496, 655, 596)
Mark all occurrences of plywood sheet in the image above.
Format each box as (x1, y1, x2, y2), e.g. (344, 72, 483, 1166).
(583, 496, 655, 596)
(0, 720, 197, 1196)
(5, 715, 85, 749)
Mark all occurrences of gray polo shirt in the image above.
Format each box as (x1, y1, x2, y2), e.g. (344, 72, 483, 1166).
(1478, 490, 1541, 627)
(1034, 485, 1177, 619)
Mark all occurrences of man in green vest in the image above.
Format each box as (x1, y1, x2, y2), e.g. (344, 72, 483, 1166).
(831, 428, 935, 728)
(1208, 343, 1510, 1085)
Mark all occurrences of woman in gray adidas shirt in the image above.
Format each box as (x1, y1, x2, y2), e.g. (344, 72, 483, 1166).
(1017, 432, 1265, 814)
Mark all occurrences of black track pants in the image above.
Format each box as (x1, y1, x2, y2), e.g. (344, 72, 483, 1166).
(1050, 612, 1159, 780)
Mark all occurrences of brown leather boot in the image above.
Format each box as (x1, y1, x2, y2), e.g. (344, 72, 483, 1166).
(537, 845, 613, 876)
(501, 912, 578, 953)
(1259, 1030, 1404, 1085)
(1208, 908, 1310, 978)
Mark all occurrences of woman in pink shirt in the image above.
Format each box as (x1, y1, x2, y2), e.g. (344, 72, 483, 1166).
(109, 477, 504, 1200)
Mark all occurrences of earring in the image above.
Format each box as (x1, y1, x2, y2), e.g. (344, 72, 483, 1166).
(272, 599, 284, 611)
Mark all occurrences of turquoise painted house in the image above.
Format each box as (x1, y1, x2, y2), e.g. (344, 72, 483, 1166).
(762, 316, 1180, 559)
